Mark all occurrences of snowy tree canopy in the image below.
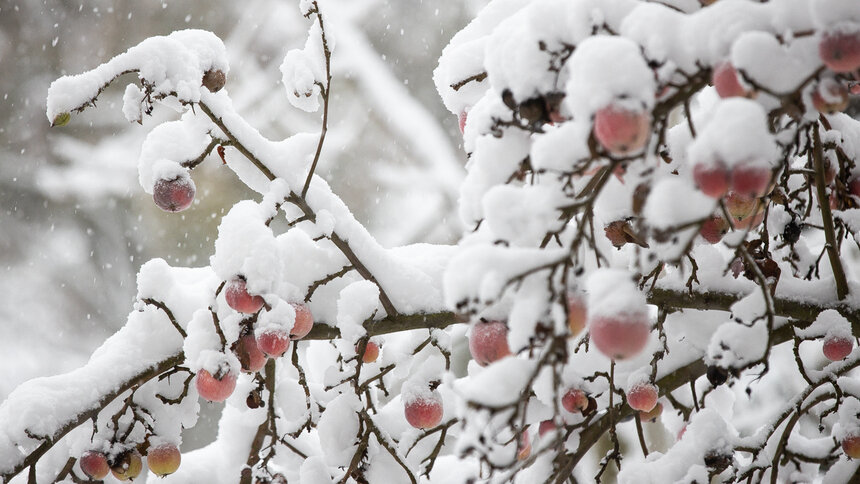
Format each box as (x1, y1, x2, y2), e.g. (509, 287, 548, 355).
(3, 0, 860, 482)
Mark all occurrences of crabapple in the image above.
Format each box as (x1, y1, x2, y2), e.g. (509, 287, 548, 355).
(234, 334, 267, 373)
(147, 443, 181, 477)
(819, 29, 860, 73)
(589, 314, 650, 360)
(627, 383, 658, 412)
(358, 341, 380, 364)
(733, 208, 765, 230)
(225, 277, 265, 314)
(731, 164, 771, 198)
(725, 192, 758, 220)
(153, 175, 195, 213)
(700, 215, 729, 244)
(639, 402, 663, 423)
(404, 391, 443, 429)
(566, 293, 587, 336)
(469, 320, 512, 366)
(712, 62, 751, 98)
(823, 335, 854, 361)
(196, 368, 237, 402)
(562, 388, 589, 414)
(812, 80, 850, 114)
(79, 450, 110, 480)
(693, 162, 730, 198)
(111, 450, 143, 481)
(593, 105, 651, 156)
(290, 302, 314, 339)
(843, 433, 860, 459)
(538, 420, 557, 438)
(202, 69, 226, 92)
(257, 329, 290, 358)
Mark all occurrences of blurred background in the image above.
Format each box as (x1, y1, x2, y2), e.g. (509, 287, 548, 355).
(0, 0, 485, 445)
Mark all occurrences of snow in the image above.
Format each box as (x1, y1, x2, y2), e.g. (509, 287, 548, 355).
(316, 393, 361, 467)
(687, 98, 778, 170)
(586, 268, 647, 319)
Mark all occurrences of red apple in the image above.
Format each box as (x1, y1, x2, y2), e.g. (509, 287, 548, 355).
(153, 175, 195, 213)
(819, 29, 860, 73)
(593, 105, 651, 156)
(700, 215, 729, 244)
(196, 368, 237, 402)
(589, 314, 650, 360)
(823, 335, 854, 361)
(111, 450, 143, 481)
(469, 320, 513, 366)
(812, 81, 850, 114)
(234, 334, 267, 373)
(843, 433, 860, 458)
(731, 164, 771, 198)
(562, 388, 589, 414)
(358, 341, 380, 364)
(713, 62, 752, 98)
(538, 420, 557, 438)
(693, 162, 730, 198)
(225, 277, 265, 314)
(627, 383, 658, 412)
(725, 192, 758, 220)
(404, 392, 443, 429)
(567, 293, 587, 337)
(257, 329, 290, 358)
(639, 402, 663, 422)
(290, 302, 314, 339)
(147, 443, 181, 477)
(733, 208, 765, 230)
(79, 450, 110, 480)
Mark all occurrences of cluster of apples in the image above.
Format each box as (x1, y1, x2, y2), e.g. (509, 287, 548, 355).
(196, 276, 315, 403)
(79, 443, 181, 481)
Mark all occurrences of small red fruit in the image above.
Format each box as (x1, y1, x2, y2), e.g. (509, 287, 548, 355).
(234, 334, 267, 373)
(404, 391, 443, 429)
(593, 105, 651, 156)
(110, 450, 143, 481)
(358, 341, 380, 364)
(147, 443, 181, 477)
(469, 320, 513, 366)
(731, 164, 771, 198)
(79, 451, 110, 480)
(812, 81, 850, 114)
(567, 293, 587, 337)
(725, 192, 758, 220)
(589, 315, 650, 360)
(458, 111, 468, 134)
(819, 29, 860, 74)
(639, 402, 664, 422)
(225, 277, 265, 314)
(290, 302, 314, 339)
(627, 383, 658, 412)
(693, 162, 730, 198)
(848, 177, 860, 199)
(700, 215, 729, 244)
(712, 62, 751, 98)
(257, 329, 290, 358)
(823, 335, 854, 361)
(538, 420, 557, 438)
(843, 433, 860, 458)
(562, 388, 589, 414)
(153, 175, 195, 213)
(196, 368, 237, 402)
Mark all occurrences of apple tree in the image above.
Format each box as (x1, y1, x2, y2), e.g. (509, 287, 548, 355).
(3, 0, 860, 482)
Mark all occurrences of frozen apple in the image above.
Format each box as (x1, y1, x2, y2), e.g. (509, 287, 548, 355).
(843, 433, 860, 458)
(225, 277, 265, 314)
(730, 164, 771, 198)
(712, 62, 751, 98)
(404, 391, 443, 429)
(819, 29, 860, 73)
(257, 329, 290, 358)
(725, 192, 758, 220)
(538, 420, 557, 438)
(469, 320, 513, 366)
(593, 105, 651, 156)
(693, 161, 730, 198)
(589, 315, 650, 360)
(639, 402, 663, 422)
(153, 174, 195, 213)
(567, 293, 587, 336)
(202, 69, 226, 92)
(812, 80, 850, 114)
(234, 334, 267, 373)
(290, 302, 314, 339)
(562, 388, 589, 414)
(196, 368, 237, 402)
(849, 177, 860, 199)
(700, 215, 729, 244)
(627, 383, 658, 412)
(358, 340, 380, 364)
(147, 443, 181, 477)
(823, 335, 853, 361)
(79, 450, 110, 480)
(111, 450, 143, 481)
